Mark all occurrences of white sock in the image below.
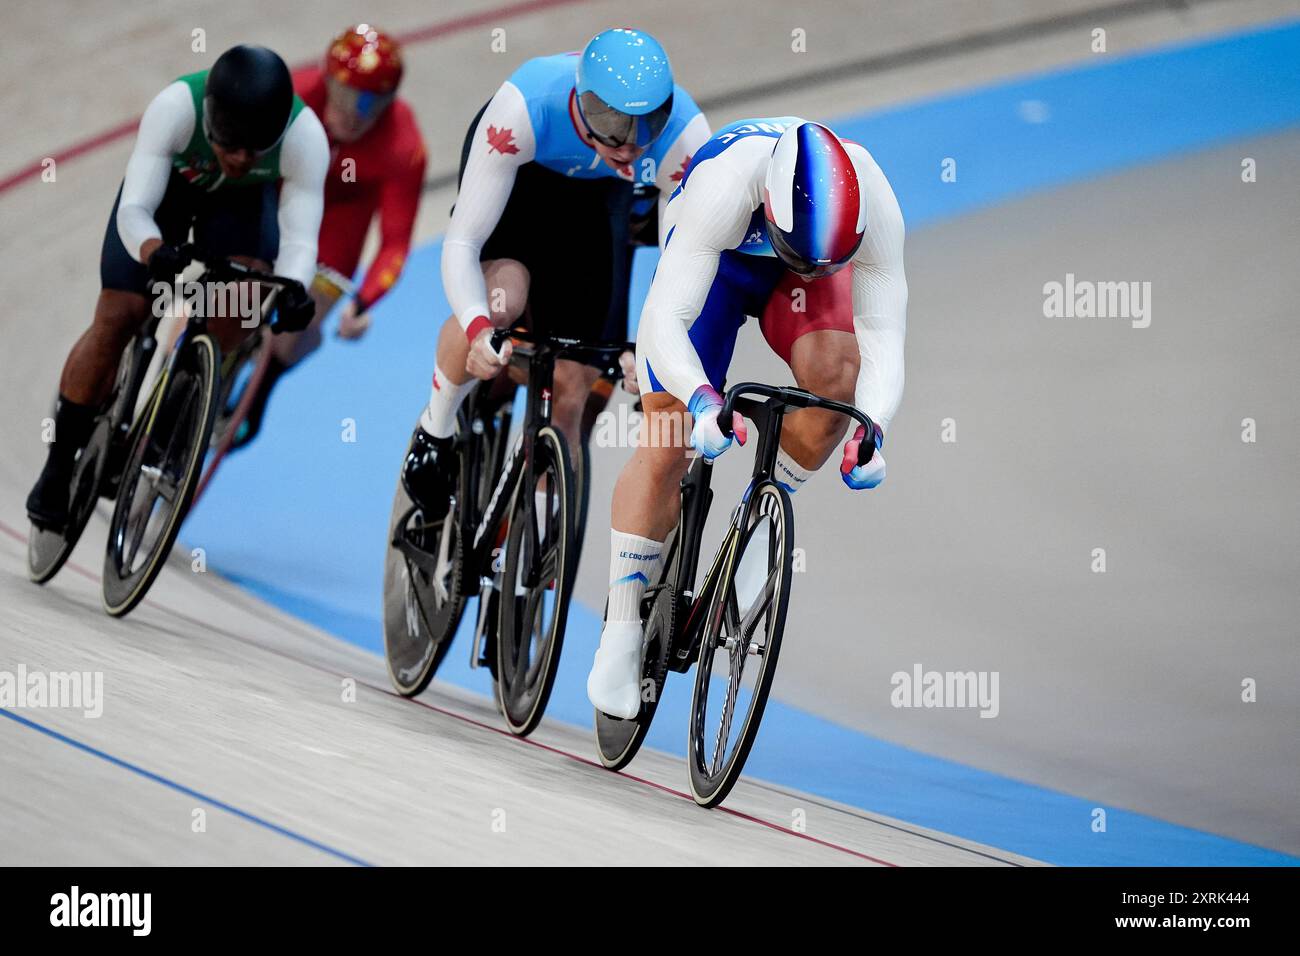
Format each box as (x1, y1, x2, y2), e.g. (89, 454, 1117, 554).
(420, 364, 475, 439)
(774, 447, 813, 493)
(606, 529, 666, 624)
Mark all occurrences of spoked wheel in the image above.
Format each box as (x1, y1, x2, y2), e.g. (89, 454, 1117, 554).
(102, 335, 219, 617)
(688, 482, 794, 807)
(382, 432, 467, 697)
(27, 418, 113, 584)
(495, 425, 577, 736)
(595, 582, 676, 770)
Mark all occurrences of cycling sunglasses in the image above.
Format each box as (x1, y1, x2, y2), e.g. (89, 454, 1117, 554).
(324, 76, 396, 122)
(577, 90, 673, 149)
(202, 100, 280, 157)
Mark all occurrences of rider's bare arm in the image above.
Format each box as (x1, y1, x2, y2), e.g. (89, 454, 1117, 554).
(116, 82, 193, 263)
(846, 143, 908, 435)
(274, 109, 330, 287)
(636, 162, 754, 404)
(441, 82, 536, 339)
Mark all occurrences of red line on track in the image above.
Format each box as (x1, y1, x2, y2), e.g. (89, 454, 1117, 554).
(0, 0, 593, 197)
(0, 515, 897, 865)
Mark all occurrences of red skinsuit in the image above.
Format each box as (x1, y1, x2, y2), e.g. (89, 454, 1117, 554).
(292, 67, 427, 311)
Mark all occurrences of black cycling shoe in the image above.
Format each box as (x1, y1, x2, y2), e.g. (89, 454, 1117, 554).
(26, 456, 75, 531)
(401, 426, 457, 520)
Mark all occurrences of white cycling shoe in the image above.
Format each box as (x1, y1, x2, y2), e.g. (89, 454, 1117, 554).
(587, 621, 645, 719)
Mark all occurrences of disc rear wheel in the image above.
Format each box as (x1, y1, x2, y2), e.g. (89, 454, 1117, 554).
(383, 423, 467, 696)
(27, 418, 113, 584)
(595, 582, 676, 770)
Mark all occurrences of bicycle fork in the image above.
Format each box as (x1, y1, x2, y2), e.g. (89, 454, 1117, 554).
(469, 547, 506, 670)
(469, 431, 524, 670)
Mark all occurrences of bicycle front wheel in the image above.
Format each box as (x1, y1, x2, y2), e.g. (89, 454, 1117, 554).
(687, 481, 794, 807)
(496, 425, 577, 736)
(102, 334, 219, 617)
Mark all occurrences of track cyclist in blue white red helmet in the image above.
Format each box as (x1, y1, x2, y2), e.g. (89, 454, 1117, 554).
(400, 28, 710, 520)
(587, 118, 909, 718)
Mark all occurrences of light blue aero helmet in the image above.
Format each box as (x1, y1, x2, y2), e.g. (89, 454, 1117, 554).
(574, 28, 675, 148)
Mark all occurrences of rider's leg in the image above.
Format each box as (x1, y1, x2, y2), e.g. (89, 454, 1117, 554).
(27, 289, 149, 527)
(611, 391, 694, 539)
(421, 257, 527, 434)
(205, 255, 277, 354)
(758, 268, 859, 491)
(780, 328, 859, 468)
(588, 390, 693, 717)
(60, 290, 151, 406)
(230, 282, 339, 450)
(588, 251, 769, 716)
(551, 359, 601, 460)
(403, 259, 528, 515)
(267, 283, 335, 367)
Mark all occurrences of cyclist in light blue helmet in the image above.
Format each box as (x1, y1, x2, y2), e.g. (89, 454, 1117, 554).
(575, 28, 675, 149)
(401, 28, 709, 527)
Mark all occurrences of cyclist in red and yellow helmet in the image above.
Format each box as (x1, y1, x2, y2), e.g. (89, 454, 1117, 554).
(235, 25, 426, 448)
(322, 24, 404, 142)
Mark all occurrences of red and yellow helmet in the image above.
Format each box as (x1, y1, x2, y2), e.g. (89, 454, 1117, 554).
(326, 24, 403, 95)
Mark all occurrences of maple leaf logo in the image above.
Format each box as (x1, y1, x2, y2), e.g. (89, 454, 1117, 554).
(670, 154, 693, 183)
(486, 125, 519, 155)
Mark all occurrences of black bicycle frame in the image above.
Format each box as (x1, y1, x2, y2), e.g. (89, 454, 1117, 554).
(130, 253, 288, 450)
(463, 350, 554, 565)
(459, 328, 634, 581)
(658, 382, 878, 671)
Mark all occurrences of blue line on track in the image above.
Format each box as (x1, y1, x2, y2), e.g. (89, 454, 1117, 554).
(0, 707, 373, 866)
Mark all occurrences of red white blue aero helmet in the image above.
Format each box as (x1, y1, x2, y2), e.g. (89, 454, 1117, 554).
(764, 122, 866, 277)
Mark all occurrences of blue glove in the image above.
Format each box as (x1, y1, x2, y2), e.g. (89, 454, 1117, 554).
(841, 422, 886, 489)
(688, 386, 746, 460)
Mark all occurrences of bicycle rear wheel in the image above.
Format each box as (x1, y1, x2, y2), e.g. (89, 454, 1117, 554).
(382, 419, 467, 696)
(495, 425, 577, 736)
(687, 481, 794, 807)
(595, 581, 676, 770)
(27, 417, 112, 584)
(102, 334, 219, 617)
